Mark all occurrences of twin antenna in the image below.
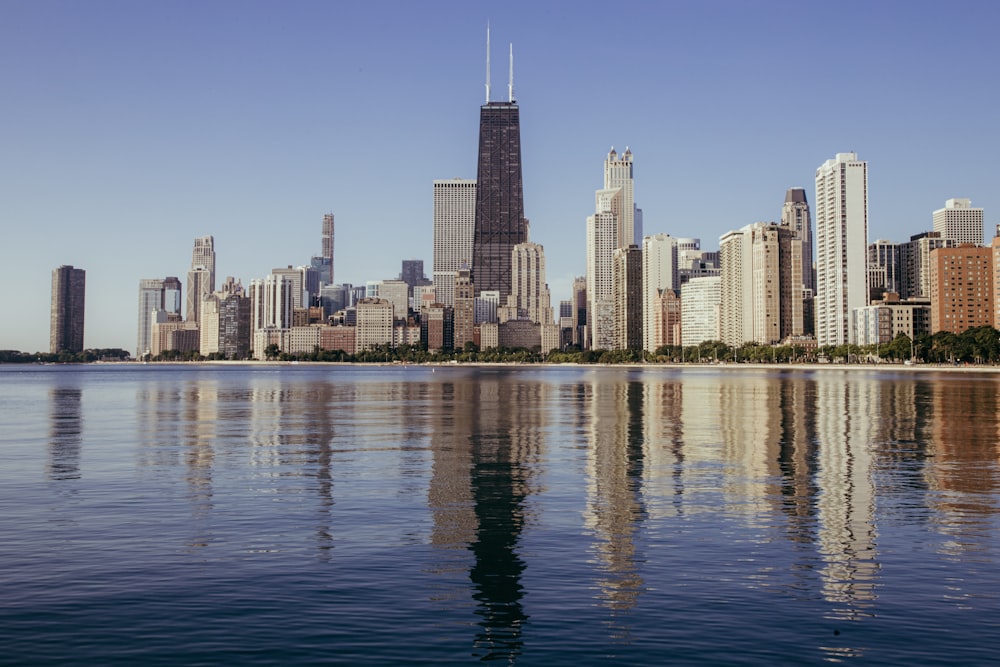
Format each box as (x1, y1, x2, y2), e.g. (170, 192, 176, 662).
(485, 23, 514, 104)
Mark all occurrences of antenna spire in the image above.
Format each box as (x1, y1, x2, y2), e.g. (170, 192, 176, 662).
(508, 43, 514, 102)
(485, 23, 491, 103)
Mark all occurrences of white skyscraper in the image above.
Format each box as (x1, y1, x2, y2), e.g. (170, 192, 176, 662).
(642, 233, 678, 352)
(681, 276, 721, 347)
(815, 152, 868, 347)
(186, 235, 216, 324)
(603, 147, 635, 250)
(432, 179, 476, 306)
(933, 198, 983, 247)
(719, 227, 755, 347)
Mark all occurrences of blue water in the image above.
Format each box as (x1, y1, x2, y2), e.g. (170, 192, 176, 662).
(1, 364, 998, 665)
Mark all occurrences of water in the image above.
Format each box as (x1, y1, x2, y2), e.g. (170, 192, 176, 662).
(1, 364, 999, 665)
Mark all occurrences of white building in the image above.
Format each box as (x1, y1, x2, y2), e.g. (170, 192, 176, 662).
(719, 227, 754, 347)
(603, 147, 635, 249)
(642, 233, 678, 352)
(681, 276, 721, 347)
(355, 298, 394, 352)
(432, 179, 476, 306)
(378, 279, 410, 320)
(815, 152, 868, 346)
(505, 242, 553, 325)
(933, 198, 983, 247)
(186, 236, 216, 324)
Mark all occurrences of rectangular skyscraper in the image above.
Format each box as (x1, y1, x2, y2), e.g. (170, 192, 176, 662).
(321, 213, 334, 285)
(187, 235, 216, 324)
(433, 179, 476, 306)
(50, 265, 86, 354)
(815, 152, 868, 347)
(933, 198, 983, 247)
(472, 100, 527, 299)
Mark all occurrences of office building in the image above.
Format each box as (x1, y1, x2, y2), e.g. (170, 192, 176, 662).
(503, 242, 553, 325)
(900, 231, 953, 299)
(815, 152, 868, 346)
(50, 265, 86, 354)
(453, 265, 475, 349)
(933, 198, 983, 247)
(868, 240, 901, 301)
(136, 276, 181, 358)
(471, 37, 527, 300)
(433, 179, 476, 306)
(321, 213, 335, 285)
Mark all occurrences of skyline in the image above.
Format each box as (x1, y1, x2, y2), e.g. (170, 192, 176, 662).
(3, 1, 999, 351)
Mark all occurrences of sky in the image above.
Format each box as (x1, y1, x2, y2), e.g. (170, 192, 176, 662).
(2, 0, 999, 353)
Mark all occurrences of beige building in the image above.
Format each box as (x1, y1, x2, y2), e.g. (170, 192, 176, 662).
(453, 266, 474, 349)
(933, 198, 983, 247)
(355, 298, 394, 352)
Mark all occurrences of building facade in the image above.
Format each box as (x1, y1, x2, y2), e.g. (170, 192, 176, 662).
(642, 233, 678, 352)
(815, 152, 868, 346)
(613, 244, 643, 351)
(933, 198, 983, 247)
(681, 276, 721, 347)
(186, 236, 216, 324)
(50, 265, 86, 354)
(929, 245, 992, 334)
(432, 179, 476, 305)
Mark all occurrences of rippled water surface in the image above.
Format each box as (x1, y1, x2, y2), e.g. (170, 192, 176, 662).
(2, 364, 999, 665)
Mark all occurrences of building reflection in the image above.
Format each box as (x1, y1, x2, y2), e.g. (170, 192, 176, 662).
(640, 374, 685, 519)
(583, 372, 647, 629)
(926, 377, 1000, 553)
(814, 373, 879, 620)
(48, 386, 82, 481)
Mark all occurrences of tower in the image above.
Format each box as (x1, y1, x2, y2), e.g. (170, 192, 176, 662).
(50, 265, 86, 354)
(186, 235, 216, 324)
(613, 245, 643, 351)
(471, 30, 527, 300)
(433, 179, 476, 306)
(781, 187, 813, 293)
(642, 233, 678, 352)
(815, 152, 868, 347)
(322, 213, 335, 285)
(603, 147, 635, 250)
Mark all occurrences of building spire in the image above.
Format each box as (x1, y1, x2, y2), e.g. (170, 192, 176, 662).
(485, 23, 491, 103)
(508, 43, 514, 102)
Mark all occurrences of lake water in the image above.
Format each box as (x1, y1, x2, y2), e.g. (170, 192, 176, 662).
(1, 364, 999, 665)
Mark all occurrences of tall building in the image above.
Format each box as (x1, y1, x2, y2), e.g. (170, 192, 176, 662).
(930, 244, 992, 334)
(719, 227, 753, 347)
(571, 276, 587, 347)
(453, 265, 475, 349)
(186, 235, 216, 324)
(613, 245, 643, 351)
(504, 242, 553, 325)
(900, 231, 953, 299)
(603, 147, 635, 250)
(471, 37, 527, 300)
(642, 233, 678, 352)
(50, 265, 85, 354)
(681, 276, 721, 347)
(933, 198, 983, 247)
(586, 208, 617, 350)
(322, 213, 335, 284)
(137, 276, 182, 358)
(400, 260, 429, 297)
(432, 179, 476, 306)
(815, 152, 868, 346)
(781, 187, 814, 293)
(868, 239, 901, 301)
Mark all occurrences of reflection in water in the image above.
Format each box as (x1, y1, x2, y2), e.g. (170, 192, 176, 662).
(48, 386, 82, 480)
(584, 376, 647, 624)
(466, 376, 538, 662)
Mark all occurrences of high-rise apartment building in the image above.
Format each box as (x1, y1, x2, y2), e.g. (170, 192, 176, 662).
(868, 240, 901, 301)
(571, 276, 587, 348)
(453, 265, 475, 349)
(900, 231, 953, 299)
(471, 38, 527, 300)
(432, 179, 476, 306)
(781, 187, 814, 293)
(322, 213, 334, 284)
(586, 208, 617, 350)
(929, 244, 992, 334)
(50, 265, 86, 354)
(504, 242, 553, 325)
(186, 235, 216, 324)
(815, 152, 868, 346)
(613, 245, 643, 351)
(720, 222, 803, 347)
(933, 198, 983, 247)
(681, 276, 721, 347)
(642, 233, 678, 352)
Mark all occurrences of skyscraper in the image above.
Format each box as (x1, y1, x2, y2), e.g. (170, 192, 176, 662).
(137, 276, 181, 358)
(815, 152, 868, 346)
(471, 34, 527, 300)
(781, 187, 814, 293)
(933, 198, 983, 247)
(504, 242, 553, 325)
(50, 265, 86, 354)
(613, 245, 643, 351)
(322, 213, 335, 284)
(186, 235, 216, 324)
(603, 147, 635, 250)
(433, 179, 477, 306)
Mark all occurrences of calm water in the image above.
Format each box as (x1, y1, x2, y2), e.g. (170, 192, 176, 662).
(1, 364, 999, 665)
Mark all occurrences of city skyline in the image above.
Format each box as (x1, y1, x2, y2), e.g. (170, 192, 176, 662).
(2, 1, 999, 351)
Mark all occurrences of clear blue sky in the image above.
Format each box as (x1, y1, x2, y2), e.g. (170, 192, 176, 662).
(2, 0, 998, 352)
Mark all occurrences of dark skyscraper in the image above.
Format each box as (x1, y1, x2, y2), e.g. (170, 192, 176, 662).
(471, 33, 527, 300)
(50, 265, 86, 354)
